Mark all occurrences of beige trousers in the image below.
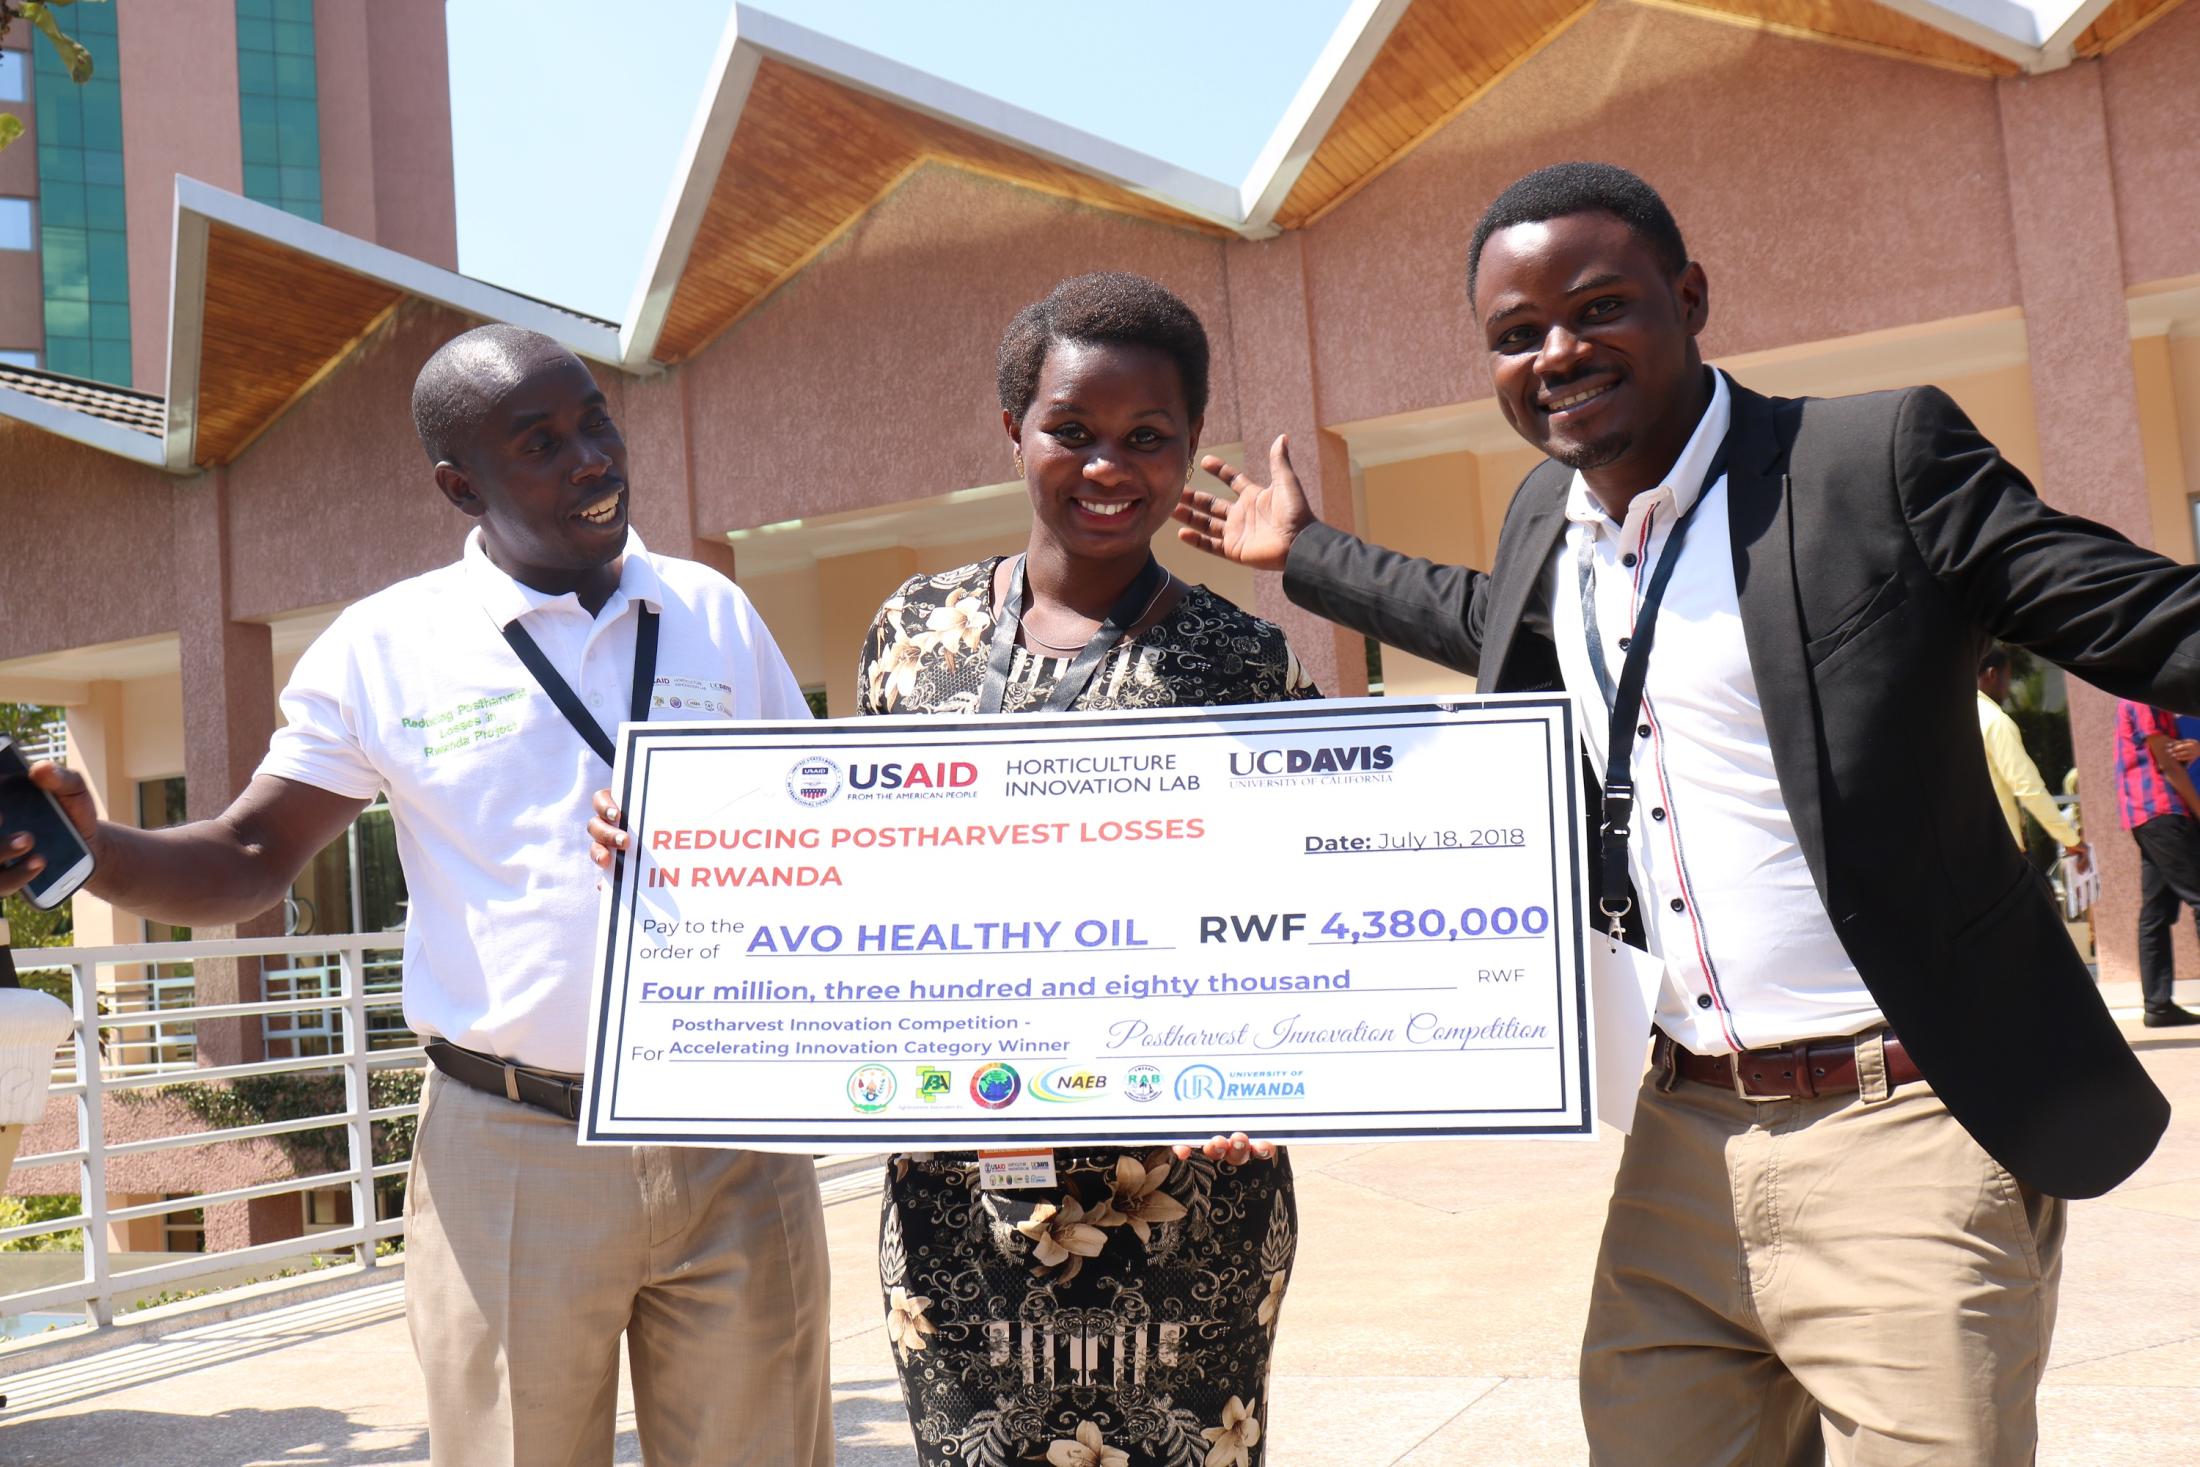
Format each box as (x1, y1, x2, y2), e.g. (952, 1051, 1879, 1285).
(0, 1123, 20, 1183)
(404, 1071, 832, 1467)
(1580, 1066, 2064, 1467)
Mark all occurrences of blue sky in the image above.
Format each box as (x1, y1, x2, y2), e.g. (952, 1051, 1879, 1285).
(447, 1, 1352, 322)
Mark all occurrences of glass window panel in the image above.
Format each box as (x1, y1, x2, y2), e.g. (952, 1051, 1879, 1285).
(279, 166, 320, 202)
(0, 349, 39, 368)
(80, 104, 122, 154)
(278, 0, 316, 26)
(274, 21, 313, 57)
(0, 198, 30, 251)
(238, 48, 275, 94)
(84, 149, 122, 187)
(40, 181, 83, 229)
(243, 163, 280, 200)
(87, 230, 126, 285)
(278, 113, 318, 166)
(36, 92, 80, 147)
(236, 16, 275, 53)
(85, 183, 125, 231)
(90, 303, 128, 341)
(274, 53, 314, 98)
(43, 338, 89, 378)
(290, 198, 322, 224)
(0, 50, 26, 104)
(43, 298, 88, 336)
(40, 231, 88, 296)
(243, 116, 279, 164)
(238, 0, 275, 19)
(276, 95, 314, 135)
(91, 339, 131, 385)
(38, 147, 84, 184)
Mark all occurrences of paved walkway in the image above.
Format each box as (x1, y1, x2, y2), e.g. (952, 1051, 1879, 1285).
(2, 1016, 2196, 1465)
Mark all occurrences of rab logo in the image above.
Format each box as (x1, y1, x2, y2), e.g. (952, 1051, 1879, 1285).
(1228, 745, 1395, 777)
(848, 761, 978, 791)
(1031, 1067, 1109, 1103)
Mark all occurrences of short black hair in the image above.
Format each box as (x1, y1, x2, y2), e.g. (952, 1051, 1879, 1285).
(1466, 162, 1689, 303)
(411, 323, 581, 466)
(1979, 646, 2011, 675)
(996, 272, 1209, 426)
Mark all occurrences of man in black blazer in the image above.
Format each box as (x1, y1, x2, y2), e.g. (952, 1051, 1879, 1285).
(1176, 162, 2188, 1465)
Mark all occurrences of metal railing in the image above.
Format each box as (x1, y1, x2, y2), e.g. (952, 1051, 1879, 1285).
(1, 933, 419, 1332)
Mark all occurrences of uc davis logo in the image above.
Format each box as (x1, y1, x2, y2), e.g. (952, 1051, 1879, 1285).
(1031, 1066, 1108, 1103)
(969, 1062, 1022, 1109)
(914, 1065, 952, 1102)
(846, 1064, 896, 1112)
(1124, 1063, 1164, 1103)
(1174, 1064, 1225, 1102)
(785, 757, 843, 806)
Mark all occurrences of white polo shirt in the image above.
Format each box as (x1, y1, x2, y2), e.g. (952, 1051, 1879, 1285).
(258, 529, 809, 1071)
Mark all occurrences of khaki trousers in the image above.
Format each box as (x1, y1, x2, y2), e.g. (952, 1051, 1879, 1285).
(0, 1123, 20, 1183)
(1581, 1065, 2063, 1467)
(404, 1071, 832, 1467)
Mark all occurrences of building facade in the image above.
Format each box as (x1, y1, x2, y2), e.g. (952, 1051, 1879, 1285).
(5, 0, 2200, 1247)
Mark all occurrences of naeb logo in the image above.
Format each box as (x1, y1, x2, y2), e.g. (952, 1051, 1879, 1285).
(1031, 1067, 1108, 1103)
(969, 1062, 1022, 1109)
(1173, 1064, 1225, 1102)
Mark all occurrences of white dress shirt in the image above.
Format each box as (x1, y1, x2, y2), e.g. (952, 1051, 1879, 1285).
(1546, 371, 1884, 1054)
(259, 529, 810, 1072)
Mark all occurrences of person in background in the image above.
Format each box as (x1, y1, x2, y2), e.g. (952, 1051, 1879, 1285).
(1976, 647, 2087, 869)
(2114, 697, 2200, 1027)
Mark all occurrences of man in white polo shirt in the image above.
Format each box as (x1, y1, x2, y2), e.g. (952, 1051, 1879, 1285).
(7, 325, 831, 1466)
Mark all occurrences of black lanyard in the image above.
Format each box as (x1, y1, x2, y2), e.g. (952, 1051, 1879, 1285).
(1595, 435, 1732, 939)
(501, 605, 659, 767)
(977, 554, 1166, 715)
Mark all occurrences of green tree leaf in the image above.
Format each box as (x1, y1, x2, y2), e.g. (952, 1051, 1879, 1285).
(24, 3, 94, 84)
(0, 113, 22, 152)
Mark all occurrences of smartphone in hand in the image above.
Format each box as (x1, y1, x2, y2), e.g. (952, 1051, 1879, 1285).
(0, 737, 95, 910)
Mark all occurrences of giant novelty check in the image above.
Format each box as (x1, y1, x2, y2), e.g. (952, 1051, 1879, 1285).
(581, 697, 1591, 1149)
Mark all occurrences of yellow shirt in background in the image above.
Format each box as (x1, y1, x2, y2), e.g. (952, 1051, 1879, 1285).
(1977, 690, 2079, 848)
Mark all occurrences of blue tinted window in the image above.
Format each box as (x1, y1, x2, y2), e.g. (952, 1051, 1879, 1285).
(34, 2, 128, 384)
(236, 0, 321, 221)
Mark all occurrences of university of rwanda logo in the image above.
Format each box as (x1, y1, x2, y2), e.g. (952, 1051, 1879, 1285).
(969, 1063, 1022, 1109)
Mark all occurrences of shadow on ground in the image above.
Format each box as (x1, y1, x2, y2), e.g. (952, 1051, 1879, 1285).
(0, 1407, 424, 1466)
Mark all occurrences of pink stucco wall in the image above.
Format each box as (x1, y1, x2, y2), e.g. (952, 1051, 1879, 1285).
(115, 0, 244, 395)
(680, 164, 1237, 533)
(0, 422, 176, 662)
(222, 301, 488, 621)
(1298, 3, 2023, 428)
(2101, 1, 2200, 290)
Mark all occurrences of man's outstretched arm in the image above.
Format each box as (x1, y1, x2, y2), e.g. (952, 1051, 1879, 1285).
(1, 764, 367, 927)
(1175, 434, 1496, 676)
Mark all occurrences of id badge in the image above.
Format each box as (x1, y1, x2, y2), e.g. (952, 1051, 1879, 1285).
(976, 1147, 1057, 1191)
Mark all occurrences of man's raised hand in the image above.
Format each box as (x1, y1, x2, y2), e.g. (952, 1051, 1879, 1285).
(1174, 433, 1316, 573)
(0, 762, 99, 900)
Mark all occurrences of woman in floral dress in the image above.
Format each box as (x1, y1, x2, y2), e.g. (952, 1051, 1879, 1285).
(859, 272, 1311, 1467)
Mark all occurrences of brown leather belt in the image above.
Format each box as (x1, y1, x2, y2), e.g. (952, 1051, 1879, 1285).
(425, 1038, 585, 1122)
(1656, 1029, 1923, 1102)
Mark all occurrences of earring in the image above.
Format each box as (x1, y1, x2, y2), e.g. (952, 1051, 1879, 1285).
(1013, 450, 1026, 478)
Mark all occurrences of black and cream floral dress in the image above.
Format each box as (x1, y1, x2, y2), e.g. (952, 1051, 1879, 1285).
(858, 557, 1313, 1467)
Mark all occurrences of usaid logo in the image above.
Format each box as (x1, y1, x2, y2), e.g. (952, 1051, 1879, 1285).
(847, 760, 978, 792)
(1174, 1063, 1225, 1102)
(1227, 744, 1395, 777)
(785, 757, 843, 806)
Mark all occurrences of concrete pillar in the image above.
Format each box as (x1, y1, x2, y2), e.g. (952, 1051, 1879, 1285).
(1220, 234, 1368, 696)
(172, 469, 278, 1067)
(1997, 61, 2153, 986)
(61, 680, 129, 949)
(816, 547, 919, 716)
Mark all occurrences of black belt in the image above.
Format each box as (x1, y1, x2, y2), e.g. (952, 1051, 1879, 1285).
(425, 1039, 585, 1122)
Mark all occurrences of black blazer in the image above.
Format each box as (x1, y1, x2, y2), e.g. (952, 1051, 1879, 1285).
(1284, 376, 2200, 1199)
